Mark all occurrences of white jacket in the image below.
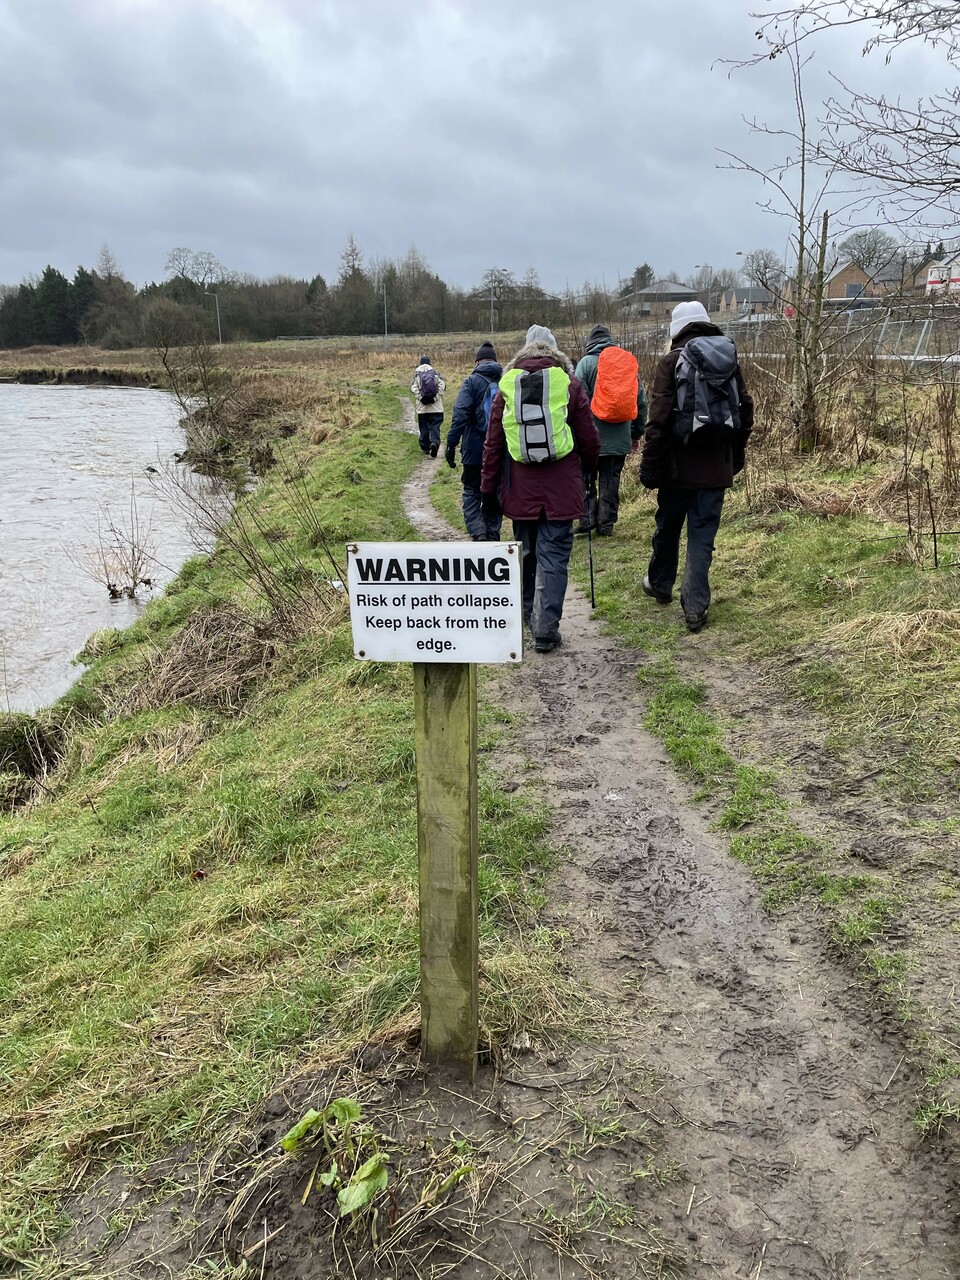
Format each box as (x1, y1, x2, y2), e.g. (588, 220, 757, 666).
(411, 363, 446, 415)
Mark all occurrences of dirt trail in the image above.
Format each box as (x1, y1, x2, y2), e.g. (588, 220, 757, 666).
(66, 407, 959, 1279)
(403, 424, 960, 1277)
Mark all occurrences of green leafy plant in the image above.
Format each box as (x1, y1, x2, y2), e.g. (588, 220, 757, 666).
(280, 1098, 388, 1218)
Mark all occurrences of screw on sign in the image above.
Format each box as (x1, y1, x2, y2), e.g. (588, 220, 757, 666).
(345, 541, 523, 1079)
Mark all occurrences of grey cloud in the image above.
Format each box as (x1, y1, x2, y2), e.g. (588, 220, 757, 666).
(0, 0, 948, 293)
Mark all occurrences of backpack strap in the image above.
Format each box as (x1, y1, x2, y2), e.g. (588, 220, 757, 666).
(475, 371, 496, 429)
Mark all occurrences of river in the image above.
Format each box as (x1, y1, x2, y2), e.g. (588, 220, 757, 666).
(0, 384, 205, 713)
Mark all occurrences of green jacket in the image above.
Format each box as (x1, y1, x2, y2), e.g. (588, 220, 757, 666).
(574, 326, 649, 456)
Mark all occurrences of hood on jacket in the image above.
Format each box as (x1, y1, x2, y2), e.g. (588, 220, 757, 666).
(474, 358, 503, 381)
(504, 340, 575, 375)
(670, 320, 723, 349)
(585, 324, 615, 355)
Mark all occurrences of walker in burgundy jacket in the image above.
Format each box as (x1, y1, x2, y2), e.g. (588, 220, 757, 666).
(480, 348, 600, 521)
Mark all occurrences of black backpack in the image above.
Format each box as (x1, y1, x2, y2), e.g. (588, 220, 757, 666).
(674, 336, 741, 443)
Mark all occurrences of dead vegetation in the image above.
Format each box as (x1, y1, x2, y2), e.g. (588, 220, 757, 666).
(827, 608, 960, 661)
(112, 604, 279, 717)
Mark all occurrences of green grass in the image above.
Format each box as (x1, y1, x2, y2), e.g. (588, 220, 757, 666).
(0, 371, 567, 1269)
(562, 456, 960, 1140)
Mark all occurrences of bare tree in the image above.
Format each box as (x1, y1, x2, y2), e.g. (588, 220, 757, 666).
(741, 248, 787, 289)
(753, 2, 960, 225)
(480, 268, 517, 330)
(164, 247, 227, 288)
(723, 30, 840, 449)
(834, 226, 902, 274)
(713, 265, 744, 292)
(68, 484, 159, 599)
(96, 243, 122, 281)
(338, 234, 364, 278)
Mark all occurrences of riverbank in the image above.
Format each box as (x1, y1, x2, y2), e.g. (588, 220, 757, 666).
(0, 348, 567, 1275)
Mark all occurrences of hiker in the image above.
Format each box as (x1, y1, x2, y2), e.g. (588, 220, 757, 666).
(573, 324, 648, 537)
(411, 354, 446, 457)
(639, 301, 754, 632)
(480, 324, 600, 653)
(445, 340, 503, 540)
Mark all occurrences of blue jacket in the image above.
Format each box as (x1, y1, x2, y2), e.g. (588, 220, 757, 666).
(446, 359, 503, 466)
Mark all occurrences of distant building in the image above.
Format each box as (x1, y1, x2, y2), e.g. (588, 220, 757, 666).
(824, 256, 930, 304)
(925, 254, 960, 295)
(621, 279, 696, 319)
(719, 286, 774, 315)
(824, 260, 875, 301)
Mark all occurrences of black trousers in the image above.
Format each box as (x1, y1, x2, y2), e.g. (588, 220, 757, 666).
(647, 487, 725, 617)
(417, 412, 443, 452)
(582, 456, 626, 532)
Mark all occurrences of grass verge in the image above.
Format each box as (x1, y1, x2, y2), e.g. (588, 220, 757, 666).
(0, 356, 569, 1270)
(564, 455, 960, 1136)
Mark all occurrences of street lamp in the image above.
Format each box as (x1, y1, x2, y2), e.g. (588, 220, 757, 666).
(204, 289, 222, 346)
(694, 265, 719, 313)
(691, 263, 721, 313)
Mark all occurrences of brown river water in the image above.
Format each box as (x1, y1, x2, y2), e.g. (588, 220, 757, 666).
(0, 384, 204, 712)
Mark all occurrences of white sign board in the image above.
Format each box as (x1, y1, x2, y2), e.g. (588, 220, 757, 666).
(346, 541, 523, 663)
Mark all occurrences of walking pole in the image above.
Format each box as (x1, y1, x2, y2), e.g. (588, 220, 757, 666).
(586, 487, 596, 609)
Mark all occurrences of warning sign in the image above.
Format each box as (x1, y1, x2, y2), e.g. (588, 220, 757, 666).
(346, 541, 523, 663)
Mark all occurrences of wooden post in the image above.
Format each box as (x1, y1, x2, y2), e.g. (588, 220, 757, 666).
(413, 661, 478, 1078)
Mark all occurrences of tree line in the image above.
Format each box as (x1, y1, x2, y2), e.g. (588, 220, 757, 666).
(1, 225, 936, 352)
(0, 239, 583, 350)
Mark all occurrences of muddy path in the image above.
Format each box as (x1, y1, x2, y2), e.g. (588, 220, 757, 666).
(65, 405, 959, 1279)
(401, 422, 960, 1276)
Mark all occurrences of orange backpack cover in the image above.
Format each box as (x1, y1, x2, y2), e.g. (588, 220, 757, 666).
(590, 346, 639, 422)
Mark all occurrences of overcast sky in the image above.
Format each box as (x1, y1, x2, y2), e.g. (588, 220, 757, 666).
(0, 0, 946, 292)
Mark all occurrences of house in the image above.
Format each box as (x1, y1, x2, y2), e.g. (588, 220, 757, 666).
(824, 260, 876, 302)
(824, 256, 930, 304)
(925, 254, 960, 295)
(719, 286, 774, 315)
(621, 279, 696, 319)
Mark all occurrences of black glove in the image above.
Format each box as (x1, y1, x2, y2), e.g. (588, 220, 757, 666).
(480, 490, 502, 519)
(639, 470, 659, 491)
(444, 444, 457, 469)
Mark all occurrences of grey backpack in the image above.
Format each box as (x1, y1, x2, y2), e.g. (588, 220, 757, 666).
(674, 336, 741, 443)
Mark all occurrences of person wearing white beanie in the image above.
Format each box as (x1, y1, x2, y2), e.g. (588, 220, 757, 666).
(668, 301, 711, 339)
(638, 301, 755, 632)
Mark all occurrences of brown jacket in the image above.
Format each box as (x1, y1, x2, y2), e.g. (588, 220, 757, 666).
(640, 322, 754, 490)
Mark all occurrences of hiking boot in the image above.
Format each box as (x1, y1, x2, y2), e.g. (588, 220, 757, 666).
(534, 633, 562, 653)
(575, 522, 595, 536)
(596, 526, 613, 537)
(684, 611, 707, 633)
(429, 444, 439, 458)
(642, 575, 672, 605)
